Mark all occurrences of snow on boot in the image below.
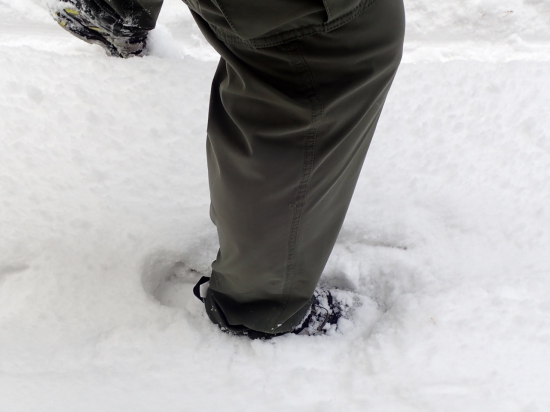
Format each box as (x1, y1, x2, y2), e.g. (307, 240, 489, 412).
(49, 0, 149, 58)
(293, 288, 356, 336)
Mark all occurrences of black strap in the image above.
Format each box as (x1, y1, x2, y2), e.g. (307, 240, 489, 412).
(193, 276, 211, 303)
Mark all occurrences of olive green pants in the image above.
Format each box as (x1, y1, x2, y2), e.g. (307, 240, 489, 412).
(182, 0, 406, 335)
(110, 0, 404, 334)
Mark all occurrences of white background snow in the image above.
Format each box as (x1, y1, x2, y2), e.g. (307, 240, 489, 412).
(1, 0, 549, 410)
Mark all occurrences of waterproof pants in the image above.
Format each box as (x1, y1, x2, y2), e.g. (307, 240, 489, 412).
(185, 0, 406, 335)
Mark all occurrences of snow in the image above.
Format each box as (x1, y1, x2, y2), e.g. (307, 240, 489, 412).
(404, 0, 550, 61)
(1, 0, 550, 411)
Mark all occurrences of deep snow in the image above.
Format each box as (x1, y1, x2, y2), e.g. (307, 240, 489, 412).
(1, 0, 550, 411)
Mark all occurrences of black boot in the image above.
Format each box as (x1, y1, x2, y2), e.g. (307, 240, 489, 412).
(49, 0, 149, 58)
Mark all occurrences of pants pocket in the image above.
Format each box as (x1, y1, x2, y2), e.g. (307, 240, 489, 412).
(209, 0, 327, 40)
(323, 0, 365, 22)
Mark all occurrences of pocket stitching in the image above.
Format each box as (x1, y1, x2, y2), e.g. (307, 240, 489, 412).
(209, 0, 379, 48)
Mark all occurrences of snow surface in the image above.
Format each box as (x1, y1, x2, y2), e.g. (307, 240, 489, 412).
(1, 0, 550, 411)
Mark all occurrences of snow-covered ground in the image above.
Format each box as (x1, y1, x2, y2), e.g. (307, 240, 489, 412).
(1, 0, 549, 411)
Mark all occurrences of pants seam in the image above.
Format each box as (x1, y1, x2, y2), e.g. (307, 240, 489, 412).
(269, 40, 324, 331)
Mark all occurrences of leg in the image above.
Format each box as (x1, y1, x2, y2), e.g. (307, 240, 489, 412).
(192, 0, 405, 335)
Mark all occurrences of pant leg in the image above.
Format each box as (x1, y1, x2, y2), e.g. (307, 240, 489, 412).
(192, 0, 405, 334)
